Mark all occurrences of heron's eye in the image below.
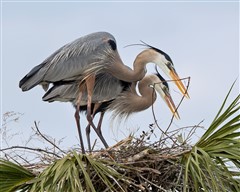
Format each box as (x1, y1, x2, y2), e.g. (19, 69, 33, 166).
(149, 84, 154, 88)
(163, 86, 170, 93)
(167, 62, 172, 67)
(108, 39, 117, 51)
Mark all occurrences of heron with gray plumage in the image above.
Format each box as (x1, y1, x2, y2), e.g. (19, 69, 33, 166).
(19, 31, 188, 153)
(43, 70, 180, 152)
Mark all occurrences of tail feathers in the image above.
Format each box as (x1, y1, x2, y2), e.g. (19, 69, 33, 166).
(42, 84, 72, 102)
(19, 63, 45, 91)
(42, 86, 59, 102)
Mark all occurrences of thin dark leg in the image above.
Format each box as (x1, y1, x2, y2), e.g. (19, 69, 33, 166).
(75, 110, 85, 154)
(75, 89, 85, 154)
(85, 116, 109, 151)
(96, 112, 105, 136)
(91, 104, 108, 149)
(85, 76, 109, 149)
(86, 124, 91, 152)
(89, 120, 109, 149)
(86, 75, 95, 123)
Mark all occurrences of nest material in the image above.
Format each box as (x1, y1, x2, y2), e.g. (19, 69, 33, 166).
(2, 119, 195, 192)
(88, 135, 192, 192)
(21, 133, 193, 192)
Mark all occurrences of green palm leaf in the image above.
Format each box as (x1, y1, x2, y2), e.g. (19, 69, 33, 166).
(0, 159, 35, 192)
(183, 82, 240, 192)
(28, 151, 129, 192)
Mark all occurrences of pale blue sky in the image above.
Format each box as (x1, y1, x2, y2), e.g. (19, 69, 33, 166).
(1, 2, 239, 150)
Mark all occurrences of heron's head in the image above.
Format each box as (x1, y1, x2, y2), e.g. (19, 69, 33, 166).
(150, 73, 180, 119)
(142, 43, 189, 98)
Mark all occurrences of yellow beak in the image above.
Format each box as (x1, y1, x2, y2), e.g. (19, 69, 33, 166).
(155, 84, 180, 119)
(170, 70, 190, 99)
(164, 94, 180, 119)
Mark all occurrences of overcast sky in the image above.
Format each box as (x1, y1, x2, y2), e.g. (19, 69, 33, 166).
(1, 1, 239, 150)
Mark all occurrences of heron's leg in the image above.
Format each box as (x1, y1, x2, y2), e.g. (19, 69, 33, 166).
(85, 75, 96, 123)
(85, 77, 109, 149)
(85, 102, 99, 152)
(86, 102, 109, 149)
(85, 103, 109, 151)
(84, 77, 96, 152)
(96, 111, 105, 136)
(92, 119, 109, 149)
(93, 104, 108, 148)
(94, 111, 108, 148)
(75, 87, 85, 154)
(85, 124, 91, 152)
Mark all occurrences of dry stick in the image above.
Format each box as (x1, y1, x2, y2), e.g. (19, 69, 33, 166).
(139, 174, 168, 192)
(3, 152, 23, 167)
(91, 139, 97, 152)
(15, 153, 31, 165)
(151, 77, 191, 146)
(185, 120, 204, 143)
(167, 124, 204, 134)
(164, 77, 191, 134)
(0, 146, 61, 158)
(34, 121, 66, 155)
(150, 87, 174, 147)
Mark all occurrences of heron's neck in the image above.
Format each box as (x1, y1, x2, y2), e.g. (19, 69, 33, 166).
(135, 78, 157, 111)
(131, 92, 156, 112)
(108, 80, 156, 118)
(108, 49, 156, 82)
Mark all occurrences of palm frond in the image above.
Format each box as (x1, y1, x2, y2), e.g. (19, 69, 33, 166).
(183, 82, 240, 192)
(0, 159, 35, 192)
(27, 151, 130, 192)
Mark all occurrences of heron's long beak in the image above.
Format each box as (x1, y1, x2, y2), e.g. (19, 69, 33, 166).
(154, 84, 180, 119)
(164, 92, 180, 119)
(169, 70, 190, 99)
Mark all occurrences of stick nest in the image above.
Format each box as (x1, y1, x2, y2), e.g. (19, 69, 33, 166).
(87, 134, 193, 192)
(2, 113, 197, 191)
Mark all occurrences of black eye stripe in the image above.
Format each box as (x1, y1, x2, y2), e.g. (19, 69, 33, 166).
(140, 41, 173, 64)
(154, 72, 169, 89)
(108, 39, 117, 51)
(151, 47, 173, 64)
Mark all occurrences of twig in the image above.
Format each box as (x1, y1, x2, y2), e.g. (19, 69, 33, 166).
(15, 153, 31, 165)
(173, 164, 183, 190)
(2, 152, 22, 166)
(151, 77, 191, 146)
(185, 120, 204, 143)
(0, 146, 61, 158)
(34, 121, 66, 155)
(165, 76, 191, 134)
(166, 124, 204, 134)
(139, 174, 168, 192)
(126, 148, 150, 162)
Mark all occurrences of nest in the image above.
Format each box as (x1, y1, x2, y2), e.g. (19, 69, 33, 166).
(86, 134, 193, 192)
(2, 116, 197, 192)
(19, 132, 193, 191)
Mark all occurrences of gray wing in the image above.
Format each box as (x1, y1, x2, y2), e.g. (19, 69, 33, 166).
(42, 73, 128, 105)
(19, 32, 118, 91)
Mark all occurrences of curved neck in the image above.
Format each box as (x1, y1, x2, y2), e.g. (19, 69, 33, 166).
(108, 76, 157, 117)
(135, 77, 157, 111)
(108, 49, 157, 82)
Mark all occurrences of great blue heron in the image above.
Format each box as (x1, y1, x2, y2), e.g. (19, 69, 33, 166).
(19, 32, 188, 152)
(43, 71, 179, 152)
